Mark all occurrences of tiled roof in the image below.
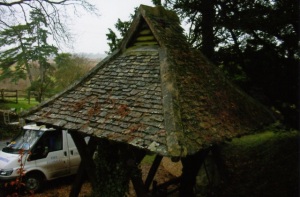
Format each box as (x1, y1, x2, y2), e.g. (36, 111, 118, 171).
(23, 5, 276, 157)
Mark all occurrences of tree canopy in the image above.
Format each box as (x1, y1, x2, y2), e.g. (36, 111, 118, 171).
(0, 0, 98, 102)
(0, 8, 58, 102)
(106, 18, 132, 53)
(53, 53, 92, 92)
(107, 0, 299, 129)
(167, 0, 299, 129)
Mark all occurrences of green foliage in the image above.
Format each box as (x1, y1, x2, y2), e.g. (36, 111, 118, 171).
(54, 53, 72, 68)
(115, 19, 132, 37)
(26, 73, 55, 102)
(141, 154, 155, 164)
(106, 28, 120, 53)
(0, 23, 32, 82)
(106, 17, 133, 54)
(0, 9, 58, 80)
(152, 0, 162, 6)
(0, 8, 58, 102)
(53, 53, 91, 92)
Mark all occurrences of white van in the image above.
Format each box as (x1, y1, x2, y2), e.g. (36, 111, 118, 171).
(0, 124, 83, 192)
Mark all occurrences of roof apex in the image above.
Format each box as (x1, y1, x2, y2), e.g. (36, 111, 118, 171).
(139, 4, 180, 23)
(120, 4, 184, 52)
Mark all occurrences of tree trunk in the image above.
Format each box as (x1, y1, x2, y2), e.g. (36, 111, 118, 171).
(201, 0, 215, 60)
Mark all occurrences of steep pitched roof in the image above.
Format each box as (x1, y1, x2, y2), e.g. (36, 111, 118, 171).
(22, 5, 275, 157)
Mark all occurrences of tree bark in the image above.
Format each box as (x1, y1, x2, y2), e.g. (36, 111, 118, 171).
(201, 0, 216, 60)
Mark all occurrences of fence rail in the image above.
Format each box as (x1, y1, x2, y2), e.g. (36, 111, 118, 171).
(0, 89, 39, 104)
(0, 89, 18, 103)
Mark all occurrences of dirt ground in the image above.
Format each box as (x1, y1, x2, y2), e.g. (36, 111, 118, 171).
(33, 158, 182, 197)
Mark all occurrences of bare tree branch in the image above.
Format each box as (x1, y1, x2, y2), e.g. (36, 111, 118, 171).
(0, 0, 99, 50)
(0, 0, 67, 6)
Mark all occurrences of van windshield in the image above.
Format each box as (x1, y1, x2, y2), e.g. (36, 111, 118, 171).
(2, 129, 44, 154)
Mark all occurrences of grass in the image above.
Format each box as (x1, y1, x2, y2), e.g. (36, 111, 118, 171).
(140, 130, 299, 197)
(0, 97, 39, 112)
(142, 154, 156, 164)
(218, 130, 299, 197)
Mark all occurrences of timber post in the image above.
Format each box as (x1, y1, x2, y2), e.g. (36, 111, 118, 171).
(69, 136, 97, 197)
(128, 148, 148, 197)
(16, 90, 18, 103)
(69, 132, 97, 189)
(179, 148, 210, 197)
(144, 155, 163, 191)
(1, 89, 3, 101)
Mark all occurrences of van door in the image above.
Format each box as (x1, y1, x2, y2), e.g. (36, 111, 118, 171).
(29, 130, 70, 179)
(66, 132, 81, 175)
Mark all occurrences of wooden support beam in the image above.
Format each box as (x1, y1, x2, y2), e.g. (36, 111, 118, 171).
(144, 155, 163, 191)
(69, 137, 97, 197)
(127, 149, 149, 197)
(179, 148, 210, 197)
(130, 163, 149, 197)
(69, 132, 97, 190)
(1, 89, 3, 101)
(153, 176, 181, 195)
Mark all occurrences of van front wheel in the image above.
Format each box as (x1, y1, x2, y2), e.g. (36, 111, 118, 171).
(24, 172, 44, 193)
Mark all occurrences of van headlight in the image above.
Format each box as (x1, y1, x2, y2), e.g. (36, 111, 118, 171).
(0, 169, 13, 176)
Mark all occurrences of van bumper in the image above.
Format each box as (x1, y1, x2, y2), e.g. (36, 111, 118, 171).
(0, 175, 18, 182)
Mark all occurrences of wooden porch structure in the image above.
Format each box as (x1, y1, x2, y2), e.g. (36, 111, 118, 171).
(68, 131, 212, 197)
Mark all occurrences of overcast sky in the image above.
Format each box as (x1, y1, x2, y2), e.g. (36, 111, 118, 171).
(67, 0, 154, 55)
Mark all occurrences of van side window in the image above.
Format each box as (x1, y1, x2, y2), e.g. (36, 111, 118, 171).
(47, 131, 62, 152)
(30, 130, 63, 160)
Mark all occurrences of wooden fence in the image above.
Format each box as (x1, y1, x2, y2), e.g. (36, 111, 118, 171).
(0, 89, 37, 104)
(0, 89, 18, 103)
(0, 89, 53, 104)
